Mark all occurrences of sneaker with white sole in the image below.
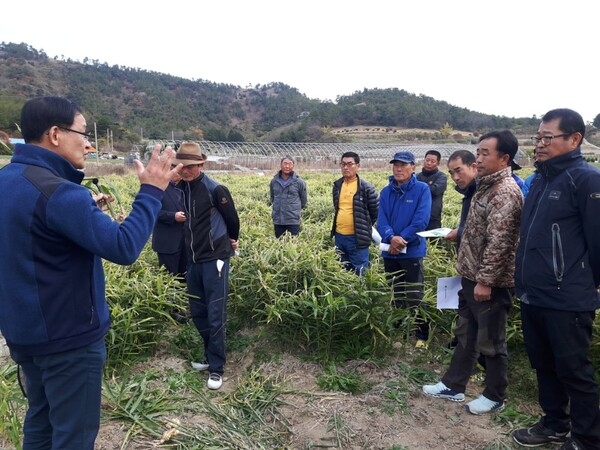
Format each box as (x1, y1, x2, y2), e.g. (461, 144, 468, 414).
(422, 381, 465, 402)
(191, 361, 210, 371)
(512, 420, 568, 447)
(465, 395, 505, 415)
(207, 372, 223, 390)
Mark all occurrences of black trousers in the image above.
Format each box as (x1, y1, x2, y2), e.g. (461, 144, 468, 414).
(384, 257, 428, 340)
(521, 303, 600, 449)
(442, 278, 511, 402)
(274, 224, 300, 238)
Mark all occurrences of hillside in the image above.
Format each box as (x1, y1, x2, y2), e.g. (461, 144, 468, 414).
(0, 42, 544, 146)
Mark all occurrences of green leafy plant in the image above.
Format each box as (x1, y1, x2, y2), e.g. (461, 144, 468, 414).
(82, 176, 126, 221)
(316, 364, 372, 394)
(0, 364, 25, 449)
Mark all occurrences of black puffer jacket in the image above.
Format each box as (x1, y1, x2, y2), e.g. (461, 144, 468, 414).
(331, 175, 379, 248)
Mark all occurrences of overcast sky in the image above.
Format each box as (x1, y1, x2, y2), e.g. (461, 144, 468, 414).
(3, 0, 598, 123)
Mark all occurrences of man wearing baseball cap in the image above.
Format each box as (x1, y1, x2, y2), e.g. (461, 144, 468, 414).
(377, 151, 432, 347)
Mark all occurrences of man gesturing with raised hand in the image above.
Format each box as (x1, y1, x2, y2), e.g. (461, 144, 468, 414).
(0, 96, 180, 450)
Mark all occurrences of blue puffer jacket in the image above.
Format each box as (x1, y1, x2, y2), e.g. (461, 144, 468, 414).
(377, 174, 431, 259)
(515, 148, 600, 311)
(0, 144, 164, 356)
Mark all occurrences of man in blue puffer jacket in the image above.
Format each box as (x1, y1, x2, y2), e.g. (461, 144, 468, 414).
(0, 96, 179, 450)
(512, 108, 600, 450)
(377, 151, 431, 345)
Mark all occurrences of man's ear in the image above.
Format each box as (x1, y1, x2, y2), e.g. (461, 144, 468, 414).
(45, 126, 60, 146)
(571, 132, 584, 148)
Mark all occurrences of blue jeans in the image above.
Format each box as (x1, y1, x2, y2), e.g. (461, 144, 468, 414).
(10, 338, 107, 450)
(334, 233, 370, 276)
(187, 259, 229, 374)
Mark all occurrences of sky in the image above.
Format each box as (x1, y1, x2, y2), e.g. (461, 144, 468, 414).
(2, 0, 599, 123)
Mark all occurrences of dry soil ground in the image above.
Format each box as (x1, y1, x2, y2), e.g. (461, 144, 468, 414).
(89, 340, 537, 450)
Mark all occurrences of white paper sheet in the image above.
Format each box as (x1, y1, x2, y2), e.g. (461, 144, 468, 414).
(417, 227, 453, 238)
(436, 276, 461, 309)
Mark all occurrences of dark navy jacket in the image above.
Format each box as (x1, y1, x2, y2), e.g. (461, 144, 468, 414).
(515, 148, 600, 311)
(0, 144, 163, 356)
(455, 180, 477, 249)
(152, 182, 184, 254)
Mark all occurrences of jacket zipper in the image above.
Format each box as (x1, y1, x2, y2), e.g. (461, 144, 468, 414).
(551, 223, 564, 286)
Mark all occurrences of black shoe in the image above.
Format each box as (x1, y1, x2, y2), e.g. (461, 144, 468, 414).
(557, 438, 585, 450)
(447, 336, 458, 349)
(512, 420, 568, 447)
(170, 310, 189, 324)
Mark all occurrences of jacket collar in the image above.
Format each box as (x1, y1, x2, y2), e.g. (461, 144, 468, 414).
(476, 166, 511, 189)
(11, 143, 85, 184)
(276, 170, 296, 180)
(421, 168, 439, 176)
(455, 179, 476, 197)
(536, 147, 582, 180)
(388, 173, 416, 192)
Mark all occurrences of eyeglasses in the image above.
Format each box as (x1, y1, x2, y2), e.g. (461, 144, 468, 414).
(530, 133, 570, 146)
(340, 162, 357, 168)
(56, 126, 94, 141)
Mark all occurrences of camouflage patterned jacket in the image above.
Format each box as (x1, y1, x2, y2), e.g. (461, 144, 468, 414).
(456, 167, 523, 288)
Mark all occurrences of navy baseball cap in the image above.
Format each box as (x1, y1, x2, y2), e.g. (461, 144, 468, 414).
(390, 151, 416, 164)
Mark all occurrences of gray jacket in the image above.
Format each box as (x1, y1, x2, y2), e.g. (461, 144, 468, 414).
(269, 171, 307, 225)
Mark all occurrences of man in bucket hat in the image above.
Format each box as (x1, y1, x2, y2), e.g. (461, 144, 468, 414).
(176, 142, 240, 390)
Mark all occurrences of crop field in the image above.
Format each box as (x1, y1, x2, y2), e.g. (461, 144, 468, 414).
(1, 166, 599, 449)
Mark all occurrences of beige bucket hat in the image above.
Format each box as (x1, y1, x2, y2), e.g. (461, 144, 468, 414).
(175, 142, 207, 166)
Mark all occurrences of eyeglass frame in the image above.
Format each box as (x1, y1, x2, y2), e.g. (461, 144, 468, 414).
(530, 133, 570, 146)
(55, 125, 94, 141)
(339, 162, 358, 168)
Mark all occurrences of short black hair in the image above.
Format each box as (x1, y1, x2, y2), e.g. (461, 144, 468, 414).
(541, 108, 585, 146)
(425, 150, 442, 162)
(478, 129, 518, 161)
(341, 151, 360, 164)
(448, 150, 475, 166)
(21, 96, 83, 143)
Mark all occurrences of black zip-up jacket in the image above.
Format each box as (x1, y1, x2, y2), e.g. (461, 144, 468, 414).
(331, 175, 379, 248)
(515, 148, 600, 311)
(181, 174, 239, 264)
(417, 168, 447, 229)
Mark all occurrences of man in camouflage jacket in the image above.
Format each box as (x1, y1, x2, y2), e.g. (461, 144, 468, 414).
(423, 130, 523, 415)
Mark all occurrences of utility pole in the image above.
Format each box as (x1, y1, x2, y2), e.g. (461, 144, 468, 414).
(94, 123, 99, 163)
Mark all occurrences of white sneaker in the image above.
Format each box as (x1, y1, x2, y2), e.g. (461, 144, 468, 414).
(465, 395, 505, 415)
(422, 381, 465, 402)
(207, 372, 223, 390)
(191, 361, 209, 371)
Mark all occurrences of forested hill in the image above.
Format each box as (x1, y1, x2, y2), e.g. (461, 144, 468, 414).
(0, 42, 539, 144)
